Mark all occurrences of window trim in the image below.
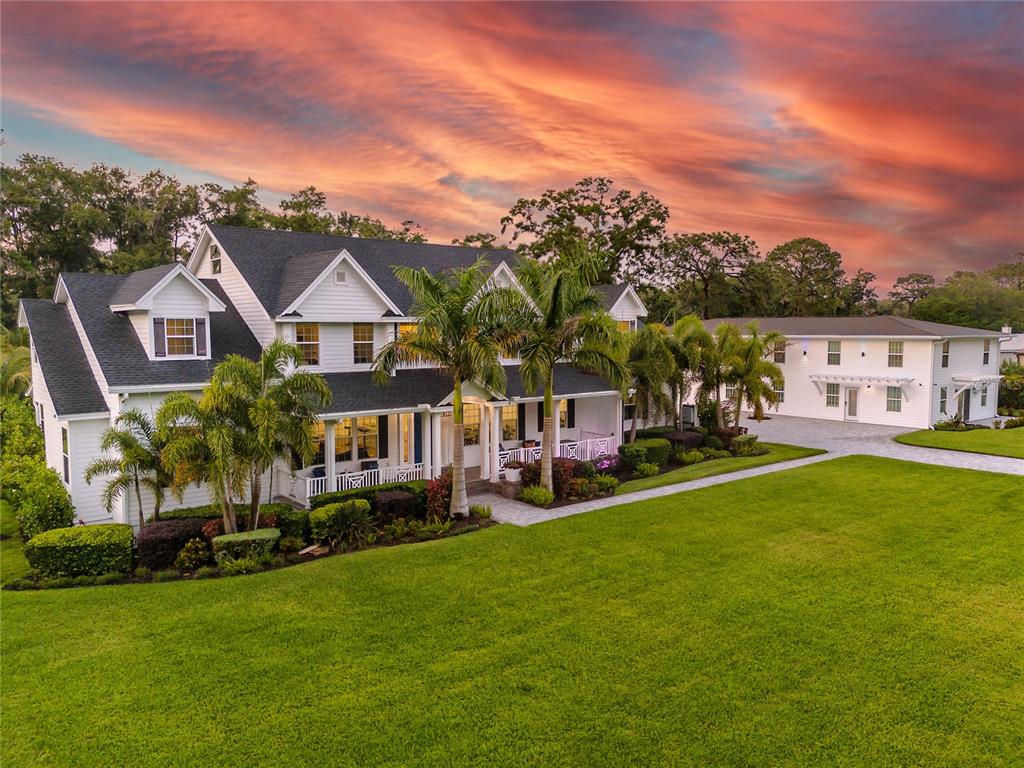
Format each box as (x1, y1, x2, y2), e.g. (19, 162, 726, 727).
(941, 340, 950, 368)
(773, 382, 785, 404)
(983, 339, 990, 365)
(617, 319, 637, 333)
(501, 405, 518, 442)
(773, 342, 786, 364)
(61, 426, 70, 485)
(210, 244, 222, 275)
(352, 323, 374, 365)
(827, 340, 841, 366)
(980, 385, 988, 407)
(886, 386, 902, 413)
(462, 404, 481, 446)
(887, 341, 904, 368)
(354, 416, 379, 460)
(295, 322, 320, 366)
(825, 382, 840, 408)
(939, 386, 947, 414)
(164, 317, 197, 357)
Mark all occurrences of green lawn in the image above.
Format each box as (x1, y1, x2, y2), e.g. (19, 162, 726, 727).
(3, 456, 1022, 767)
(615, 442, 826, 494)
(895, 427, 1024, 459)
(0, 500, 30, 586)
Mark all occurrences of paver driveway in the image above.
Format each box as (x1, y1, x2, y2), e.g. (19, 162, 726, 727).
(477, 415, 1022, 526)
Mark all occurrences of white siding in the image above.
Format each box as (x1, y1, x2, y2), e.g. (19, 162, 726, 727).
(67, 417, 114, 525)
(930, 337, 1000, 424)
(608, 292, 645, 325)
(290, 258, 390, 320)
(149, 273, 211, 316)
(281, 321, 390, 373)
(128, 311, 150, 352)
(193, 237, 275, 344)
(29, 339, 65, 480)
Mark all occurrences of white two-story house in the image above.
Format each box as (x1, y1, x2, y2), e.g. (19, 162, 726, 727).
(19, 225, 646, 526)
(702, 317, 1004, 429)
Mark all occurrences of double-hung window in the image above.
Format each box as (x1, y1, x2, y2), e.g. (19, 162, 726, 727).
(941, 340, 950, 368)
(617, 320, 637, 333)
(165, 318, 196, 356)
(210, 244, 222, 275)
(827, 340, 841, 365)
(296, 323, 320, 366)
(354, 416, 378, 459)
(825, 383, 840, 408)
(939, 386, 947, 414)
(983, 340, 991, 365)
(886, 386, 902, 413)
(501, 405, 518, 441)
(462, 404, 481, 446)
(353, 323, 374, 364)
(888, 341, 904, 368)
(61, 426, 70, 484)
(773, 382, 785, 404)
(981, 386, 988, 407)
(773, 342, 786, 364)
(724, 384, 738, 402)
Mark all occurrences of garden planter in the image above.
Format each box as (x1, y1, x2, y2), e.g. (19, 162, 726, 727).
(505, 467, 521, 482)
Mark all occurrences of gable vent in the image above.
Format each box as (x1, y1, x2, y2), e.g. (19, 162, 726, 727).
(334, 270, 347, 284)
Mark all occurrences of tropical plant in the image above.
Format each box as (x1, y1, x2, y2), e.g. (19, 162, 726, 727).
(515, 245, 628, 491)
(623, 323, 676, 443)
(727, 323, 786, 425)
(84, 409, 173, 528)
(372, 258, 526, 518)
(672, 316, 740, 429)
(1, 325, 32, 397)
(156, 390, 249, 534)
(209, 339, 331, 529)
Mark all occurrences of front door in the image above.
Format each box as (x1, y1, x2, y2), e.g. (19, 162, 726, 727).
(959, 390, 971, 421)
(845, 387, 859, 420)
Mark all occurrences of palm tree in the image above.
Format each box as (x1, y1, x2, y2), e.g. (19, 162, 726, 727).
(372, 258, 526, 518)
(1, 326, 31, 397)
(157, 390, 249, 534)
(84, 409, 172, 528)
(515, 247, 628, 491)
(210, 339, 331, 529)
(672, 316, 739, 430)
(728, 323, 785, 425)
(624, 324, 676, 443)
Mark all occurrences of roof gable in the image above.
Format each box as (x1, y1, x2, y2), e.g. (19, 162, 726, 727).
(282, 250, 400, 318)
(108, 263, 225, 312)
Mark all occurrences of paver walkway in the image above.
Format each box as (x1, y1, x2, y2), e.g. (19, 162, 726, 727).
(475, 416, 1022, 526)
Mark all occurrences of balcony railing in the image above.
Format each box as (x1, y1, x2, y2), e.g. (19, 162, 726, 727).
(278, 463, 426, 508)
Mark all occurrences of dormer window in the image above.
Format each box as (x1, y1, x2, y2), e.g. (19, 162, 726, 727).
(211, 245, 222, 275)
(153, 317, 207, 358)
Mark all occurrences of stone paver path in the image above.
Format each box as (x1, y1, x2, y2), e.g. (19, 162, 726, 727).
(476, 416, 1022, 526)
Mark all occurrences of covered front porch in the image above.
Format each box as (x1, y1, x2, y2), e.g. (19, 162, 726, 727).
(276, 391, 624, 508)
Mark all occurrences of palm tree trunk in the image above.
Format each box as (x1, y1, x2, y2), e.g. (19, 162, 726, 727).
(449, 380, 469, 518)
(540, 379, 554, 492)
(221, 477, 237, 534)
(133, 476, 145, 529)
(153, 492, 162, 522)
(249, 468, 262, 531)
(734, 390, 743, 428)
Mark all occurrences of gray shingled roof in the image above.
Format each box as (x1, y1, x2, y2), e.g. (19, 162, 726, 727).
(703, 316, 1001, 338)
(593, 283, 629, 310)
(20, 299, 109, 416)
(503, 363, 617, 399)
(107, 262, 178, 307)
(209, 225, 516, 316)
(60, 272, 262, 388)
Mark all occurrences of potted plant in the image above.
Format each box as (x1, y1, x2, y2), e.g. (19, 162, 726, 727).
(504, 460, 525, 482)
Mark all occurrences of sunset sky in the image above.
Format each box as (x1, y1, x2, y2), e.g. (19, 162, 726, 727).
(3, 1, 1022, 286)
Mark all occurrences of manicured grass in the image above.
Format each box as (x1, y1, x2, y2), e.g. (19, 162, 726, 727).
(0, 500, 30, 586)
(615, 442, 826, 494)
(3, 456, 1022, 767)
(895, 427, 1024, 459)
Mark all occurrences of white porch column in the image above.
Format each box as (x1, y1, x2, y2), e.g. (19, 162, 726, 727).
(420, 409, 432, 477)
(431, 411, 443, 478)
(396, 411, 405, 466)
(479, 403, 490, 480)
(324, 419, 337, 491)
(552, 398, 561, 458)
(489, 405, 501, 480)
(615, 395, 624, 448)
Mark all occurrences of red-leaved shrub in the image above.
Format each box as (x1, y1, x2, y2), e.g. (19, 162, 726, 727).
(520, 458, 577, 499)
(426, 472, 452, 521)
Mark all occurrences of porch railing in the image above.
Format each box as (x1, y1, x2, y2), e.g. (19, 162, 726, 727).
(278, 463, 425, 508)
(497, 436, 616, 474)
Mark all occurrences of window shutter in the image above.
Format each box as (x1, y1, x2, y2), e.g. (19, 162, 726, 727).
(377, 415, 389, 459)
(153, 317, 166, 357)
(567, 398, 575, 428)
(537, 402, 544, 433)
(195, 317, 207, 356)
(517, 403, 526, 441)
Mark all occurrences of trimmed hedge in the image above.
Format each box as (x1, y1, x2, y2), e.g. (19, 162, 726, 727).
(664, 430, 704, 450)
(212, 528, 281, 563)
(272, 506, 311, 542)
(634, 426, 675, 439)
(626, 438, 672, 468)
(731, 434, 762, 456)
(137, 518, 209, 570)
(375, 491, 418, 522)
(5, 458, 75, 541)
(309, 500, 374, 548)
(25, 524, 134, 577)
(310, 480, 428, 518)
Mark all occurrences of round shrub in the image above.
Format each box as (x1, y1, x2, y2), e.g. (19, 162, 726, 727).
(0, 395, 45, 461)
(676, 449, 705, 466)
(518, 484, 554, 508)
(704, 435, 725, 451)
(633, 462, 659, 478)
(309, 500, 374, 549)
(271, 506, 311, 542)
(633, 438, 672, 467)
(25, 524, 134, 577)
(137, 518, 208, 571)
(574, 461, 597, 479)
(8, 460, 75, 541)
(618, 442, 647, 470)
(592, 474, 619, 494)
(211, 528, 281, 564)
(730, 433, 761, 456)
(665, 430, 704, 450)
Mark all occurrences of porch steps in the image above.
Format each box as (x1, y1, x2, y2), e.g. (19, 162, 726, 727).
(465, 479, 492, 496)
